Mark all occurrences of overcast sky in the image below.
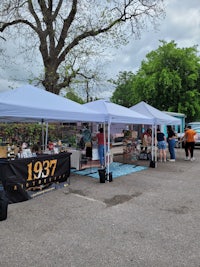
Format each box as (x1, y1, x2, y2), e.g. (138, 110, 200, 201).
(105, 0, 200, 77)
(1, 0, 200, 97)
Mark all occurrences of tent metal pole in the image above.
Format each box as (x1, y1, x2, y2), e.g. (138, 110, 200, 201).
(151, 124, 154, 161)
(103, 122, 106, 169)
(107, 120, 111, 179)
(45, 122, 48, 151)
(155, 125, 157, 165)
(41, 119, 44, 153)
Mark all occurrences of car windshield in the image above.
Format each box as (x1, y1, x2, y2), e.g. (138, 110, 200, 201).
(188, 123, 200, 128)
(193, 128, 200, 133)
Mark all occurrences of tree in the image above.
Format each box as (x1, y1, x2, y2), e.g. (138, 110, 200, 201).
(65, 90, 85, 104)
(112, 41, 200, 121)
(66, 62, 106, 102)
(110, 71, 137, 106)
(0, 0, 165, 94)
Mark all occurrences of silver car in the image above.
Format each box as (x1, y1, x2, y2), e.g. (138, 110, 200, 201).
(193, 127, 200, 146)
(176, 128, 200, 147)
(187, 122, 200, 129)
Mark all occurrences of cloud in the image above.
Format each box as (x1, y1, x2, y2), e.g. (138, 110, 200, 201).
(104, 0, 200, 81)
(1, 0, 200, 98)
(0, 78, 22, 92)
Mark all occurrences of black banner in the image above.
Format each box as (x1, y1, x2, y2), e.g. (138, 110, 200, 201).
(0, 152, 71, 203)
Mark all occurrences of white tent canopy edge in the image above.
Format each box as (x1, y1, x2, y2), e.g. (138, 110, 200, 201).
(130, 101, 181, 125)
(0, 85, 106, 151)
(84, 99, 155, 176)
(0, 85, 105, 123)
(130, 101, 182, 164)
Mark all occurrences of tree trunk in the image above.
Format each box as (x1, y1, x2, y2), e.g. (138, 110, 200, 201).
(42, 67, 60, 94)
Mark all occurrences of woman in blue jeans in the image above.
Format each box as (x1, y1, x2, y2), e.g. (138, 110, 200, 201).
(96, 128, 107, 168)
(167, 126, 176, 161)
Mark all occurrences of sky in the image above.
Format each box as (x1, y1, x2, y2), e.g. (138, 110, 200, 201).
(0, 0, 200, 98)
(105, 0, 200, 78)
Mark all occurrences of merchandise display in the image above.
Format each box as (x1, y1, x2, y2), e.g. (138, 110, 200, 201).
(0, 123, 77, 201)
(0, 122, 144, 203)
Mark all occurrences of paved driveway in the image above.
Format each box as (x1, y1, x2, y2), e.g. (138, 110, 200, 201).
(1, 148, 200, 267)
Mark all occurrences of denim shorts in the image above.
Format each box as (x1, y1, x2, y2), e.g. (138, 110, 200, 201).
(158, 140, 166, 149)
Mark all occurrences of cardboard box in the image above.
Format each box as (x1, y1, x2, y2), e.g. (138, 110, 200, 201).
(0, 146, 7, 158)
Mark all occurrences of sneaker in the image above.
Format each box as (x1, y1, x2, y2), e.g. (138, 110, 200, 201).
(168, 159, 175, 162)
(190, 157, 195, 161)
(184, 157, 190, 161)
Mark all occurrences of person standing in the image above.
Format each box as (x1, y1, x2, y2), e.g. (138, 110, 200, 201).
(96, 127, 106, 168)
(156, 127, 167, 162)
(82, 123, 92, 158)
(184, 126, 197, 161)
(167, 126, 176, 162)
(142, 128, 152, 151)
(181, 128, 190, 160)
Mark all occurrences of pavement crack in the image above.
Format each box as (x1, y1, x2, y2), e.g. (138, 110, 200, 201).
(161, 205, 189, 214)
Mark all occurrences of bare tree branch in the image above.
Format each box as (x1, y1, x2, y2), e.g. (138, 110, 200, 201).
(0, 0, 165, 94)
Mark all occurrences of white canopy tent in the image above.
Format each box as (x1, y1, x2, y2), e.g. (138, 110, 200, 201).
(84, 100, 154, 125)
(130, 101, 181, 163)
(84, 100, 154, 176)
(0, 85, 106, 150)
(129, 101, 181, 125)
(0, 85, 105, 123)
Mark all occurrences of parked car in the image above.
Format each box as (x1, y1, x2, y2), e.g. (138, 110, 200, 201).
(176, 132, 184, 148)
(175, 127, 200, 147)
(193, 127, 200, 146)
(187, 122, 200, 129)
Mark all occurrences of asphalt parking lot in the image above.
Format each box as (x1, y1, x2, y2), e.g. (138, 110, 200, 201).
(1, 148, 200, 267)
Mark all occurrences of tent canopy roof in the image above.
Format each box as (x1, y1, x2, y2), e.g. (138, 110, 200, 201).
(130, 101, 181, 125)
(84, 100, 154, 124)
(0, 85, 105, 122)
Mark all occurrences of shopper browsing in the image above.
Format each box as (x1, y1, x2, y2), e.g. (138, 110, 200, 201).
(184, 126, 197, 161)
(82, 123, 92, 158)
(96, 127, 107, 168)
(167, 126, 176, 162)
(156, 127, 167, 162)
(142, 128, 152, 151)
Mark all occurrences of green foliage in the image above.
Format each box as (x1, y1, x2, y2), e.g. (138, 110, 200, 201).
(65, 91, 85, 104)
(110, 71, 138, 107)
(67, 135, 77, 147)
(0, 123, 57, 145)
(111, 41, 200, 121)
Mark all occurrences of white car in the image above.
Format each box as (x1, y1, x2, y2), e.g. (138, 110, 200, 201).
(187, 122, 200, 129)
(175, 132, 184, 148)
(193, 127, 200, 145)
(176, 127, 200, 147)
